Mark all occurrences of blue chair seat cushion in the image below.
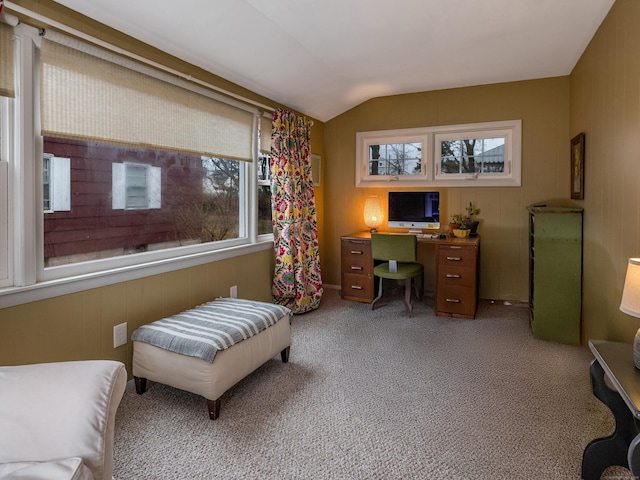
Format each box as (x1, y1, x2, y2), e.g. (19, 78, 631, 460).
(374, 262, 423, 280)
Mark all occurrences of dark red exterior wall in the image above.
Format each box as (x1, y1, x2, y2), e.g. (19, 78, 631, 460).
(43, 138, 205, 259)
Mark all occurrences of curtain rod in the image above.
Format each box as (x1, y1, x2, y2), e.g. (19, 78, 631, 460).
(4, 1, 276, 116)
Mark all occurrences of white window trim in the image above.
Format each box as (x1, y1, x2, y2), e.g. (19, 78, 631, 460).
(356, 120, 522, 188)
(0, 159, 8, 287)
(0, 95, 12, 288)
(356, 127, 432, 186)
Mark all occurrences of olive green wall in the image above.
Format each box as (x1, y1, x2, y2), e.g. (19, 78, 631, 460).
(0, 250, 275, 368)
(571, 0, 640, 343)
(323, 77, 575, 303)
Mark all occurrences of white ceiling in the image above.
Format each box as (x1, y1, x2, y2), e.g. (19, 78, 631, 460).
(50, 0, 614, 122)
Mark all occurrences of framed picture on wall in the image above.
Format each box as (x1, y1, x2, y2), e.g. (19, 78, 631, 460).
(571, 132, 585, 199)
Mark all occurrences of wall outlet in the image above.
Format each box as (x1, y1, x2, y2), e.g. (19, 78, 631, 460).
(230, 285, 238, 298)
(113, 322, 128, 348)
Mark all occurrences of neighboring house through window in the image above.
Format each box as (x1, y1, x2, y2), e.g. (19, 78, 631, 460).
(112, 162, 161, 210)
(43, 153, 70, 212)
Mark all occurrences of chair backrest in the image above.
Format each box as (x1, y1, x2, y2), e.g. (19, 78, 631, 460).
(371, 233, 417, 263)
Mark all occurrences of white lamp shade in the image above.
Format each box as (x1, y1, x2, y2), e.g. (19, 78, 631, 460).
(363, 196, 383, 231)
(620, 258, 640, 318)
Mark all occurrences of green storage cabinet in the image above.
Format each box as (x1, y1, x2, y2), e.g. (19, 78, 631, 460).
(527, 206, 583, 344)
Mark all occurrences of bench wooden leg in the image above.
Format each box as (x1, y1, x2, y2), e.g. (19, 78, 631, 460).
(207, 398, 222, 420)
(134, 376, 147, 394)
(281, 346, 290, 363)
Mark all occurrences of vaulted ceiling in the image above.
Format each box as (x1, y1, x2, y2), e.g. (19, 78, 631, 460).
(51, 0, 615, 122)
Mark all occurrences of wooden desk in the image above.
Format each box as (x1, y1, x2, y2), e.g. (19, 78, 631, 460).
(340, 232, 480, 318)
(582, 340, 640, 479)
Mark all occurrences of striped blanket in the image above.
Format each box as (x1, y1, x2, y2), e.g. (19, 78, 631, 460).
(131, 298, 291, 363)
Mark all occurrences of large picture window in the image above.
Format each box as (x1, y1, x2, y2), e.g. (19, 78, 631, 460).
(356, 120, 521, 187)
(1, 22, 271, 295)
(35, 31, 257, 276)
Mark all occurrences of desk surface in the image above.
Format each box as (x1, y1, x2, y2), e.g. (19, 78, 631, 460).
(589, 340, 640, 418)
(344, 231, 480, 247)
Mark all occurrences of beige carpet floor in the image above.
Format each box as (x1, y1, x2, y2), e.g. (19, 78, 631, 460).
(113, 287, 631, 479)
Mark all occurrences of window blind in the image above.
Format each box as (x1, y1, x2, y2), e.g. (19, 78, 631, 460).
(260, 114, 273, 154)
(0, 23, 14, 98)
(40, 38, 254, 162)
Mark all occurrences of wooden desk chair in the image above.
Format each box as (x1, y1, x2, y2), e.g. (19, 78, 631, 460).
(370, 233, 423, 317)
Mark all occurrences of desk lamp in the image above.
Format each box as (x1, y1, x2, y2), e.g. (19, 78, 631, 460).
(620, 258, 640, 369)
(363, 195, 383, 232)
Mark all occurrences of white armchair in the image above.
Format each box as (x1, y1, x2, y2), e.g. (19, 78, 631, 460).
(0, 360, 127, 480)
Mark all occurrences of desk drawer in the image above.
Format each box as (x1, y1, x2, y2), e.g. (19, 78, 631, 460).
(341, 273, 374, 301)
(438, 265, 475, 287)
(342, 251, 371, 273)
(342, 239, 371, 257)
(437, 245, 477, 267)
(436, 285, 476, 317)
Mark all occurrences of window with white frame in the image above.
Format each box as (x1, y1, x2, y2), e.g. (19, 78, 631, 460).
(257, 152, 272, 235)
(257, 113, 273, 236)
(0, 24, 267, 286)
(356, 120, 521, 187)
(112, 162, 161, 210)
(43, 154, 70, 212)
(35, 30, 257, 275)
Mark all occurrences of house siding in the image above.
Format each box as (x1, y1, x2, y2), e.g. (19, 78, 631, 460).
(43, 137, 204, 262)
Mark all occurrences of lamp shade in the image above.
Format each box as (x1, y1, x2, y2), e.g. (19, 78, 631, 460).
(620, 258, 640, 318)
(363, 195, 383, 232)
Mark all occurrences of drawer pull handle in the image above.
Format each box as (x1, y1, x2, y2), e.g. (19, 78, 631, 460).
(349, 240, 366, 244)
(351, 285, 363, 290)
(449, 246, 463, 249)
(446, 298, 461, 303)
(350, 250, 364, 255)
(446, 256, 462, 261)
(350, 266, 363, 271)
(446, 274, 461, 278)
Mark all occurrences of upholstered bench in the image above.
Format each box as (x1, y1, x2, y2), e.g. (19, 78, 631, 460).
(131, 298, 291, 420)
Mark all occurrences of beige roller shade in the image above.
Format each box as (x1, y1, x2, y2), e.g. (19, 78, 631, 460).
(0, 23, 14, 98)
(40, 38, 254, 162)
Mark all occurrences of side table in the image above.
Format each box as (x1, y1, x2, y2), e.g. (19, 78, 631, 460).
(582, 340, 640, 479)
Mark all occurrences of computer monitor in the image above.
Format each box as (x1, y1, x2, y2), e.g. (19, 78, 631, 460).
(388, 191, 440, 233)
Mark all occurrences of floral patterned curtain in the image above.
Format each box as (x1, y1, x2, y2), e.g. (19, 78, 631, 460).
(270, 108, 323, 313)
